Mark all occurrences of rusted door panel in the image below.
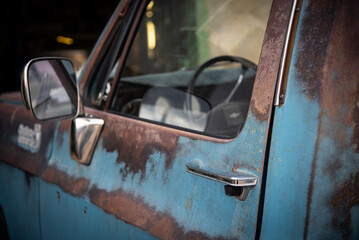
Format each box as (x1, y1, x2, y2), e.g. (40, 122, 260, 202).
(41, 109, 269, 239)
(39, 179, 158, 239)
(0, 93, 56, 176)
(0, 93, 57, 239)
(41, 109, 272, 239)
(261, 0, 359, 239)
(38, 0, 293, 239)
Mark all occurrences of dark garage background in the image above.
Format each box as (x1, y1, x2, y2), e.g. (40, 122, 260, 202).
(0, 0, 120, 94)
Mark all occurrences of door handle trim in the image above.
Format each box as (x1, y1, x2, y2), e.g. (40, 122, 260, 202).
(185, 161, 258, 187)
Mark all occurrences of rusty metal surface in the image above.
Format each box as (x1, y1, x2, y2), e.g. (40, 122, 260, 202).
(0, 94, 56, 176)
(0, 0, 296, 239)
(101, 116, 179, 179)
(41, 110, 259, 239)
(261, 0, 359, 238)
(250, 0, 292, 122)
(38, 0, 295, 239)
(42, 164, 217, 239)
(41, 112, 239, 239)
(302, 0, 359, 238)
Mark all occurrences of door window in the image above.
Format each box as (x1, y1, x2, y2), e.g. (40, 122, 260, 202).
(105, 0, 272, 138)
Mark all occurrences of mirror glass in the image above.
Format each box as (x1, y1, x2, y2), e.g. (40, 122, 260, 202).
(26, 58, 78, 120)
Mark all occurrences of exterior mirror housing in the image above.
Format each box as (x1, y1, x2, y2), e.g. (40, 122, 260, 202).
(21, 57, 79, 120)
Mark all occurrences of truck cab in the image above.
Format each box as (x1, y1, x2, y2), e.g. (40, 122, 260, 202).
(0, 0, 358, 239)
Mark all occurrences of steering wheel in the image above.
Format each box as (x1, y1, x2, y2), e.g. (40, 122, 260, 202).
(186, 55, 257, 136)
(186, 55, 257, 95)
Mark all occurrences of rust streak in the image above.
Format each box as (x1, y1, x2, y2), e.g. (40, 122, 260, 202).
(41, 165, 229, 239)
(303, 110, 323, 240)
(353, 89, 359, 152)
(300, 0, 359, 157)
(299, 0, 359, 238)
(88, 185, 224, 240)
(294, 0, 337, 100)
(186, 197, 190, 210)
(299, 1, 337, 239)
(331, 171, 359, 239)
(250, 0, 292, 122)
(101, 113, 179, 179)
(42, 166, 90, 197)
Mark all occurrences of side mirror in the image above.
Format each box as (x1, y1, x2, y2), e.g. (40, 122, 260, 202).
(21, 57, 79, 120)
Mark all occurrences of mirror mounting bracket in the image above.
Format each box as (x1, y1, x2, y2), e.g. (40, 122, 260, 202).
(70, 114, 104, 165)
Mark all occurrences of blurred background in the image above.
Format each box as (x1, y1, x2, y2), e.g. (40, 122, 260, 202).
(0, 0, 119, 94)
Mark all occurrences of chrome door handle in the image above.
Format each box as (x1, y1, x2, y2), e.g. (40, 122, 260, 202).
(186, 161, 258, 201)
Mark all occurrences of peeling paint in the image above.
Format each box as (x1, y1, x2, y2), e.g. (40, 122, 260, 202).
(0, 96, 56, 176)
(261, 0, 359, 238)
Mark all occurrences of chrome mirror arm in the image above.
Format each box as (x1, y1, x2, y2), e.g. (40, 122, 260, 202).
(71, 82, 104, 165)
(70, 115, 104, 165)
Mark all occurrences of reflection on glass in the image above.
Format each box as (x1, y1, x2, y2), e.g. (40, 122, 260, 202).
(106, 0, 272, 138)
(139, 87, 210, 131)
(27, 59, 77, 120)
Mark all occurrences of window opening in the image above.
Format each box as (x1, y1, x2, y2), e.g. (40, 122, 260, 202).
(106, 0, 272, 138)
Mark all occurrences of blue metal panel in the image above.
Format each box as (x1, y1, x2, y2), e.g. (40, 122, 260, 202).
(41, 109, 267, 239)
(36, 0, 293, 238)
(260, 72, 321, 238)
(39, 180, 158, 240)
(261, 0, 359, 238)
(0, 161, 41, 239)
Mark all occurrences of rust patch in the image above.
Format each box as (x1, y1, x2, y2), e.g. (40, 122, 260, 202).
(57, 120, 72, 148)
(324, 158, 342, 177)
(250, 0, 292, 122)
(318, 0, 359, 152)
(294, 0, 337, 100)
(296, 0, 359, 140)
(304, 110, 323, 240)
(100, 113, 179, 180)
(58, 119, 71, 133)
(0, 100, 56, 176)
(299, 0, 359, 238)
(331, 171, 359, 239)
(88, 185, 225, 240)
(42, 166, 229, 239)
(42, 166, 90, 197)
(352, 91, 359, 152)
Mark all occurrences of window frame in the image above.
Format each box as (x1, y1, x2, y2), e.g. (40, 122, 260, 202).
(79, 0, 286, 142)
(81, 0, 146, 109)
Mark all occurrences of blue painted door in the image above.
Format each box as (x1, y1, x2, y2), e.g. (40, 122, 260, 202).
(261, 0, 359, 239)
(38, 0, 293, 239)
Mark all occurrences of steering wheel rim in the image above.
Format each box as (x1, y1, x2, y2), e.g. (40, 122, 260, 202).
(186, 55, 257, 95)
(185, 55, 257, 125)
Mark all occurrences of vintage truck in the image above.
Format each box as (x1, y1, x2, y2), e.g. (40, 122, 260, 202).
(0, 0, 358, 239)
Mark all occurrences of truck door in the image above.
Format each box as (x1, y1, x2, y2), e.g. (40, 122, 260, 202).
(261, 0, 359, 238)
(39, 0, 293, 239)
